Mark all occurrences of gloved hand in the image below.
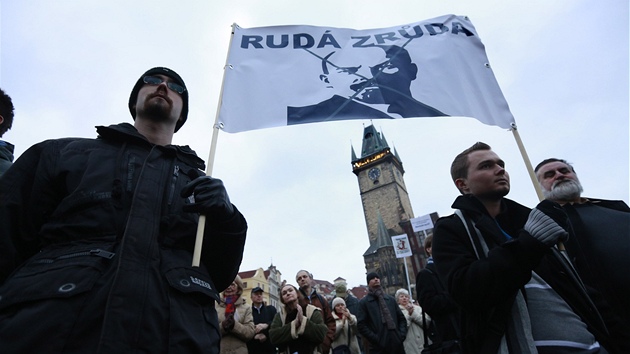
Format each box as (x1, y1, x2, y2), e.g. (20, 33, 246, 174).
(524, 200, 569, 246)
(536, 200, 570, 231)
(180, 176, 235, 220)
(222, 313, 235, 331)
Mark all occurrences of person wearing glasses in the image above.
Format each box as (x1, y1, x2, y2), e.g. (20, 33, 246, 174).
(0, 67, 247, 353)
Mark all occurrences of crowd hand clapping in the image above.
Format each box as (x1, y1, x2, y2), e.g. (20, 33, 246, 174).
(222, 313, 235, 331)
(406, 303, 414, 314)
(295, 304, 303, 328)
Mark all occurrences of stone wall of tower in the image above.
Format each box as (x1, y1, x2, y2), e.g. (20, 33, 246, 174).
(358, 157, 414, 242)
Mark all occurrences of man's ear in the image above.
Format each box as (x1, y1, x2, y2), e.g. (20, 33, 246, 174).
(0, 115, 4, 125)
(455, 178, 468, 194)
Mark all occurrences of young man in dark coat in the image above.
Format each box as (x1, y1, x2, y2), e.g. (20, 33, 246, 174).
(0, 67, 247, 353)
(357, 272, 407, 354)
(247, 286, 278, 354)
(432, 142, 614, 353)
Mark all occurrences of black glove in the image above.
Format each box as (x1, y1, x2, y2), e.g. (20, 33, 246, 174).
(524, 200, 569, 246)
(222, 313, 235, 331)
(180, 176, 235, 220)
(535, 200, 569, 231)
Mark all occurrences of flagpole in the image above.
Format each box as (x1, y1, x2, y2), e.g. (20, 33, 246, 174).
(192, 23, 238, 267)
(510, 123, 544, 202)
(510, 122, 565, 250)
(403, 257, 413, 301)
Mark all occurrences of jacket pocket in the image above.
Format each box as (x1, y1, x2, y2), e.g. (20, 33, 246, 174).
(164, 267, 221, 352)
(165, 266, 220, 302)
(0, 243, 115, 310)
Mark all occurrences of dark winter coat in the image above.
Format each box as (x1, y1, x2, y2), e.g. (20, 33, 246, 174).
(562, 198, 630, 353)
(270, 304, 328, 354)
(0, 123, 247, 353)
(415, 261, 460, 344)
(0, 139, 13, 177)
(248, 303, 278, 354)
(432, 195, 611, 354)
(357, 289, 407, 354)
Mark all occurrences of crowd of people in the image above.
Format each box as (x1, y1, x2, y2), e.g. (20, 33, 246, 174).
(0, 68, 627, 354)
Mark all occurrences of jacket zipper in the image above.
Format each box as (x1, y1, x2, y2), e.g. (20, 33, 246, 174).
(168, 165, 180, 207)
(33, 249, 116, 264)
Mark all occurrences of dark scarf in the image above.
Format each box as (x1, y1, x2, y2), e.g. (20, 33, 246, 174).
(369, 286, 396, 330)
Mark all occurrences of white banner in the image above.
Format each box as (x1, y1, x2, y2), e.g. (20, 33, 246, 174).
(218, 15, 515, 133)
(411, 213, 434, 232)
(391, 234, 413, 258)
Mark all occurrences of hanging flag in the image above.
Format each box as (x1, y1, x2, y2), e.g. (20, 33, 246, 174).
(218, 14, 514, 133)
(391, 234, 413, 258)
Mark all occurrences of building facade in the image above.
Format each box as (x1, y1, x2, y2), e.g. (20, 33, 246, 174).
(238, 264, 282, 308)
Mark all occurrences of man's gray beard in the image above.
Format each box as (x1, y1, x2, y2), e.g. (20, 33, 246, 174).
(543, 179, 583, 202)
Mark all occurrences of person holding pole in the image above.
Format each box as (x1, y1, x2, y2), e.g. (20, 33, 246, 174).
(0, 67, 247, 353)
(535, 158, 630, 353)
(432, 142, 614, 353)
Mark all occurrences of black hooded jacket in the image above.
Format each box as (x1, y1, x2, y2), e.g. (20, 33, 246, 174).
(0, 123, 247, 353)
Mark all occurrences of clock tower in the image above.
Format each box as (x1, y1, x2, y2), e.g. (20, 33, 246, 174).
(351, 124, 415, 293)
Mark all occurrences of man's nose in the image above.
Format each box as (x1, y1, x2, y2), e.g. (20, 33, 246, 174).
(155, 81, 169, 92)
(554, 171, 567, 179)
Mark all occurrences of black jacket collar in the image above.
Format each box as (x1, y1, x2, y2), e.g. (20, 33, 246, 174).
(96, 123, 205, 170)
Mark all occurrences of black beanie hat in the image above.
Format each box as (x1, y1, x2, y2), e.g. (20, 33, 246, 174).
(366, 272, 379, 283)
(128, 67, 188, 132)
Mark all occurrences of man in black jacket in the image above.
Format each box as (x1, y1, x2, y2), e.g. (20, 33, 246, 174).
(432, 142, 613, 353)
(416, 234, 460, 346)
(536, 158, 630, 352)
(0, 67, 247, 353)
(247, 286, 277, 354)
(357, 272, 406, 354)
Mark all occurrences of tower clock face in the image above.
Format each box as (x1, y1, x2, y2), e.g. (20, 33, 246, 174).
(368, 167, 381, 180)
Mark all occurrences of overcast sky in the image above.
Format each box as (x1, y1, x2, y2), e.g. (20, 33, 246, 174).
(1, 1, 627, 288)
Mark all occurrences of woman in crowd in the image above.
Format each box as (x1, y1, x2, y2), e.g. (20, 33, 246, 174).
(331, 297, 361, 354)
(216, 275, 255, 354)
(396, 288, 426, 354)
(270, 284, 328, 354)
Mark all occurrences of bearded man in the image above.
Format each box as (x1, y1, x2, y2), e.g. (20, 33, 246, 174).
(536, 158, 630, 352)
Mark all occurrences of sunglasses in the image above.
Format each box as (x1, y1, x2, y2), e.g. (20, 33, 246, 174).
(142, 76, 186, 94)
